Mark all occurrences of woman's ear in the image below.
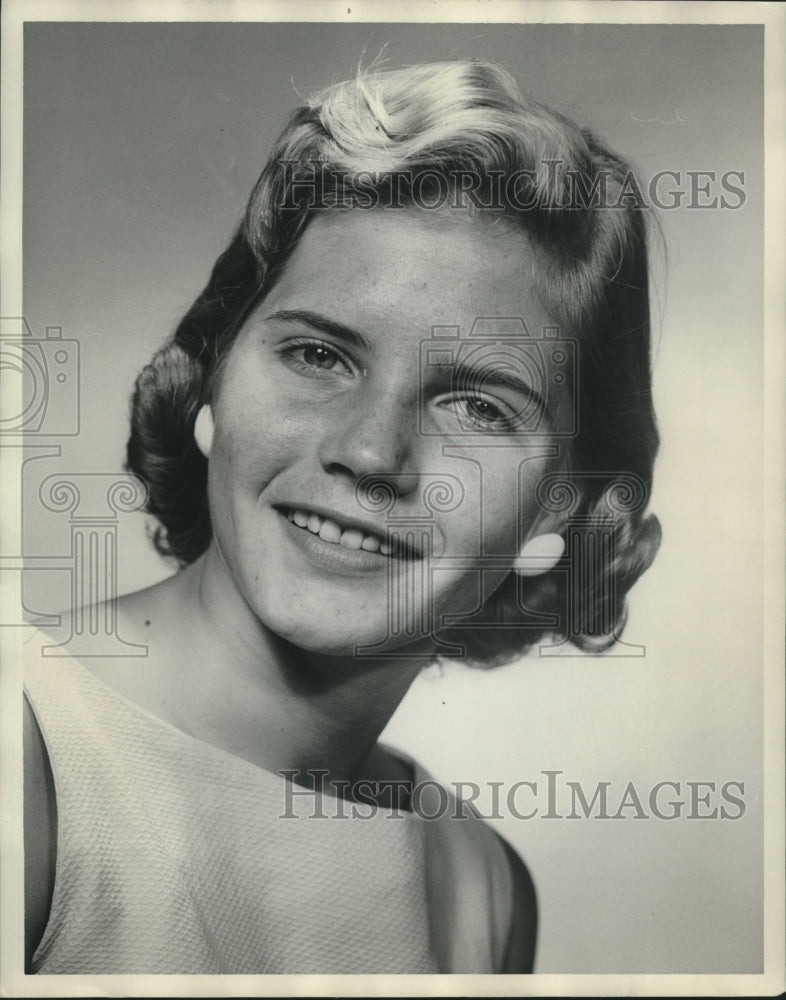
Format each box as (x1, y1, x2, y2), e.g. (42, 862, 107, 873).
(194, 404, 215, 458)
(513, 533, 565, 577)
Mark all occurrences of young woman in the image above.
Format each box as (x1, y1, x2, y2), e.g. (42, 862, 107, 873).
(23, 59, 661, 974)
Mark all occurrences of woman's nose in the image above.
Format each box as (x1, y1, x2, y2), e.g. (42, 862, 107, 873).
(317, 387, 417, 485)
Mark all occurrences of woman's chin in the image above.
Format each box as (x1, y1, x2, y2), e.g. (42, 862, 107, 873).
(261, 608, 433, 661)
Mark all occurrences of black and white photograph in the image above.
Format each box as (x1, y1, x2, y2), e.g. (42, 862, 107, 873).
(1, 1, 783, 995)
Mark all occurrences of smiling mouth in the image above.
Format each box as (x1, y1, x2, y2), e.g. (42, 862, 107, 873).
(279, 507, 422, 559)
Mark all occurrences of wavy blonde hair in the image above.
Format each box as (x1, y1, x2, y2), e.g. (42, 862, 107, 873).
(127, 59, 661, 661)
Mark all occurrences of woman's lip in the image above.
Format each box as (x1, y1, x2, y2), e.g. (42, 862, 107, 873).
(279, 510, 396, 576)
(273, 503, 424, 559)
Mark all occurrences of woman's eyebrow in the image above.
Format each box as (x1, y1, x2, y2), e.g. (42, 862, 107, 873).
(262, 309, 371, 352)
(431, 358, 551, 420)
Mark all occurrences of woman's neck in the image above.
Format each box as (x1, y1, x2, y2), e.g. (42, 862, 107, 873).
(142, 546, 426, 786)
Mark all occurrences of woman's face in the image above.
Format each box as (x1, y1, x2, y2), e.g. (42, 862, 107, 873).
(205, 208, 572, 656)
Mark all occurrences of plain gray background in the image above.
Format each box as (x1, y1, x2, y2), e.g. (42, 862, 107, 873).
(21, 21, 764, 973)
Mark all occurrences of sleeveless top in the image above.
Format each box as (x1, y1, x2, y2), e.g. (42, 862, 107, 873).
(23, 633, 521, 975)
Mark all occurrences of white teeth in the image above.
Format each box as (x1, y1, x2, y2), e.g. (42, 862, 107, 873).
(339, 529, 364, 550)
(318, 519, 342, 544)
(288, 508, 389, 555)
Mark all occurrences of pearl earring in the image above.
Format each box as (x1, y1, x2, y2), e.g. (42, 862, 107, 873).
(513, 533, 565, 576)
(193, 404, 215, 458)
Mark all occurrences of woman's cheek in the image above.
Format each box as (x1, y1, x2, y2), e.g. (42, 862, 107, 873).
(213, 382, 309, 484)
(470, 457, 552, 558)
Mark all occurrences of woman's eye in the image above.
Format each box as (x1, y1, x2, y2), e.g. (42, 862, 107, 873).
(452, 396, 514, 430)
(301, 344, 341, 370)
(466, 397, 505, 422)
(281, 340, 354, 378)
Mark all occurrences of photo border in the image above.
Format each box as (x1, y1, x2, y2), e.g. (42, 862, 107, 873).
(1, 1, 783, 996)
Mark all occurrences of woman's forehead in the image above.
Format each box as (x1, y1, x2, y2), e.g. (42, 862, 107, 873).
(263, 208, 555, 339)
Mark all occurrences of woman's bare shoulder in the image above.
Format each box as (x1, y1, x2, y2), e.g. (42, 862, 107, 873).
(33, 571, 188, 699)
(495, 833, 538, 973)
(42, 571, 181, 649)
(390, 749, 537, 972)
(23, 695, 56, 971)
